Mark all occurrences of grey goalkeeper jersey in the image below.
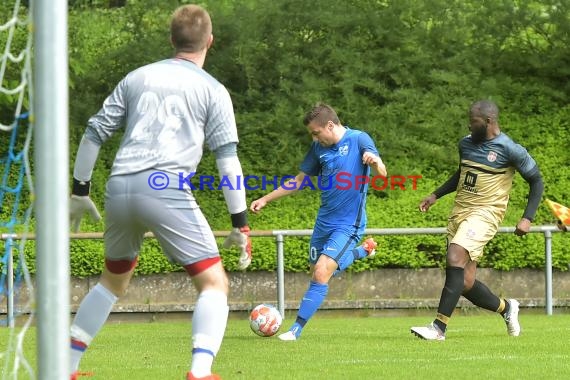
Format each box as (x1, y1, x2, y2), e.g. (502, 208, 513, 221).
(84, 58, 238, 176)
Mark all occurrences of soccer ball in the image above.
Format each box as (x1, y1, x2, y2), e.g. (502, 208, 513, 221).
(249, 304, 282, 337)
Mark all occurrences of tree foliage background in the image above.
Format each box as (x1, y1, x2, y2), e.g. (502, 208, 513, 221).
(5, 0, 569, 275)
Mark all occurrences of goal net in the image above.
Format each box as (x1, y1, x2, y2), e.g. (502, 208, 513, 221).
(1, 0, 35, 378)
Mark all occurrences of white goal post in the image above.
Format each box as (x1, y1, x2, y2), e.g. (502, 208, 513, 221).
(33, 0, 70, 379)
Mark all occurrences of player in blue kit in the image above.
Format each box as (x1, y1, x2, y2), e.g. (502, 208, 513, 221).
(250, 102, 387, 341)
(411, 99, 544, 340)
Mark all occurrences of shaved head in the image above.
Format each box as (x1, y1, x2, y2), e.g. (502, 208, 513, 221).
(470, 100, 499, 122)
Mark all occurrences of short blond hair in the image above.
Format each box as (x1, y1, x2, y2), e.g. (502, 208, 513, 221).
(170, 4, 212, 53)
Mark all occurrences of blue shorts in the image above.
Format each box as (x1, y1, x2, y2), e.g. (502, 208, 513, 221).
(309, 223, 362, 271)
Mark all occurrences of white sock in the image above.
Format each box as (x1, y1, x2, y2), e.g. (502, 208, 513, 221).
(190, 290, 228, 377)
(70, 283, 118, 372)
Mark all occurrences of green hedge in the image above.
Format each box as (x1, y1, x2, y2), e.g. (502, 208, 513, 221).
(3, 0, 570, 276)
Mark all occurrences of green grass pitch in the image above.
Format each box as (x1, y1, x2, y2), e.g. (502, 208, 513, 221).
(2, 312, 570, 379)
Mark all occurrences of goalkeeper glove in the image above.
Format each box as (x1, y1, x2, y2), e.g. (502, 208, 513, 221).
(223, 225, 252, 270)
(70, 179, 101, 232)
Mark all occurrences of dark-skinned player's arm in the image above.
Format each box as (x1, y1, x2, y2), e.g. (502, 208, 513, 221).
(515, 165, 544, 236)
(510, 142, 544, 236)
(419, 168, 460, 212)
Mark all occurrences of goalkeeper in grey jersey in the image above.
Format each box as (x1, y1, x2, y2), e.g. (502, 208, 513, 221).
(68, 5, 250, 380)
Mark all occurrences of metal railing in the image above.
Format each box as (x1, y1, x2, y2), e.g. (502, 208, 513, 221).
(1, 225, 564, 323)
(270, 225, 562, 317)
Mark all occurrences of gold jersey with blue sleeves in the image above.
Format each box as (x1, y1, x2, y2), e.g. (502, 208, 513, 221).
(451, 132, 537, 222)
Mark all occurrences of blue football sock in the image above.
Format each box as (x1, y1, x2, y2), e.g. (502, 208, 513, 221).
(333, 247, 367, 276)
(294, 281, 328, 337)
(354, 246, 368, 259)
(289, 322, 303, 338)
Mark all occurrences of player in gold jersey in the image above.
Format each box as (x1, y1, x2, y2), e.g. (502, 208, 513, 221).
(411, 100, 544, 340)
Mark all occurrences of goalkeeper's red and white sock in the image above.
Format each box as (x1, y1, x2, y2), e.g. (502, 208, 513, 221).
(190, 290, 228, 378)
(70, 283, 118, 372)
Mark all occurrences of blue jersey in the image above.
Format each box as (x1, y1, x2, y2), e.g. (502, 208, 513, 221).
(299, 127, 379, 229)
